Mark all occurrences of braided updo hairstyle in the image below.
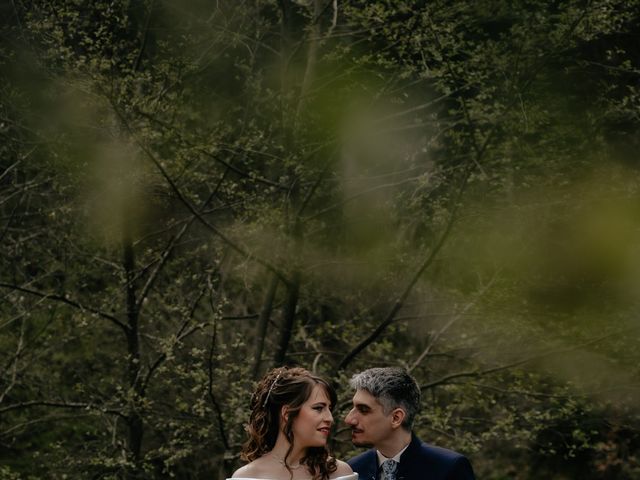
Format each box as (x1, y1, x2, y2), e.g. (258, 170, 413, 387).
(241, 366, 338, 480)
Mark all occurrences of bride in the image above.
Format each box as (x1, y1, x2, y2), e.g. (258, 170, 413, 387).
(230, 366, 357, 480)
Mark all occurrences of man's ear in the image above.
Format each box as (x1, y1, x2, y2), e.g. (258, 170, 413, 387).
(390, 408, 406, 429)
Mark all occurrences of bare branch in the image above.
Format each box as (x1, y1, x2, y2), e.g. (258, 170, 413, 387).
(0, 413, 95, 438)
(0, 400, 126, 419)
(0, 318, 25, 403)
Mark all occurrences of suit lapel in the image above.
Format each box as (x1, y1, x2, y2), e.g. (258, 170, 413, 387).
(396, 434, 422, 480)
(364, 450, 379, 480)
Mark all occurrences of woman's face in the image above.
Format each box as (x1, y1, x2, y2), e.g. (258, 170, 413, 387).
(289, 384, 334, 449)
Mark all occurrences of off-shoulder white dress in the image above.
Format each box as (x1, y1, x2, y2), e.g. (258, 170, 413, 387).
(230, 475, 358, 480)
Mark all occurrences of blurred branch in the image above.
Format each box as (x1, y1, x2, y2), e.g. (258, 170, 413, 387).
(296, 148, 337, 218)
(469, 382, 576, 400)
(336, 162, 474, 372)
(294, 0, 321, 121)
(133, 0, 155, 72)
(421, 327, 640, 390)
(305, 175, 432, 221)
(408, 273, 498, 373)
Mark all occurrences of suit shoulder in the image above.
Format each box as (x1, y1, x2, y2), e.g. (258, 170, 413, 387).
(417, 441, 468, 461)
(347, 449, 375, 467)
(414, 442, 475, 479)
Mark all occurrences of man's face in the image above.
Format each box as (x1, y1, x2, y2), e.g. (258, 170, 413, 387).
(344, 389, 394, 448)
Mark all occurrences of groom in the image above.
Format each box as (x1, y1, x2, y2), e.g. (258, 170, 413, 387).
(344, 367, 475, 480)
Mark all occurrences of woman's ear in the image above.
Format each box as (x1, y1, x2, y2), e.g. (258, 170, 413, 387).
(390, 408, 406, 429)
(281, 405, 290, 423)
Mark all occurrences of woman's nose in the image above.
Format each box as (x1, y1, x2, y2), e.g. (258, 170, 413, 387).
(326, 409, 334, 423)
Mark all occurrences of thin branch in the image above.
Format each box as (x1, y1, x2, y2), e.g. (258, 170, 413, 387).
(0, 318, 25, 403)
(136, 173, 225, 312)
(0, 282, 128, 333)
(197, 148, 289, 191)
(0, 155, 25, 183)
(0, 400, 126, 419)
(108, 100, 291, 287)
(140, 284, 209, 395)
(222, 313, 260, 320)
(0, 413, 95, 438)
(0, 195, 21, 245)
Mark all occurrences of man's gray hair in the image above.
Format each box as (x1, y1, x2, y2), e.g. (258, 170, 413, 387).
(349, 367, 421, 430)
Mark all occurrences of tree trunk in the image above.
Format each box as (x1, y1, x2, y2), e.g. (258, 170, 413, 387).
(273, 270, 300, 366)
(252, 274, 279, 379)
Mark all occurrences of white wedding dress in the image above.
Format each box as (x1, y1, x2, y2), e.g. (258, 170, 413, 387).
(230, 475, 358, 480)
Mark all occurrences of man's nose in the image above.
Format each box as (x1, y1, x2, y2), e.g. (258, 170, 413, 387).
(344, 408, 355, 424)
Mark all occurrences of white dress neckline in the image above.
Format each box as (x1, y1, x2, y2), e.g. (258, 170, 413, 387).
(230, 474, 358, 480)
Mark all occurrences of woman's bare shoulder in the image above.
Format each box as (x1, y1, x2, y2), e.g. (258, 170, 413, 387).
(230, 458, 271, 478)
(331, 459, 354, 477)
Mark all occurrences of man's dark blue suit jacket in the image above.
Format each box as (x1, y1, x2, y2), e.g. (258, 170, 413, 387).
(347, 434, 475, 480)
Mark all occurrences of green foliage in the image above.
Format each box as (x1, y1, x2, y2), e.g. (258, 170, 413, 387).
(2, 0, 640, 478)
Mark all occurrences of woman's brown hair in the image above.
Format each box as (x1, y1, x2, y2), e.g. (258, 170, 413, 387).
(241, 366, 338, 480)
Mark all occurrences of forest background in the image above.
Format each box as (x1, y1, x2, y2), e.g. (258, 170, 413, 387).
(2, 0, 640, 479)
